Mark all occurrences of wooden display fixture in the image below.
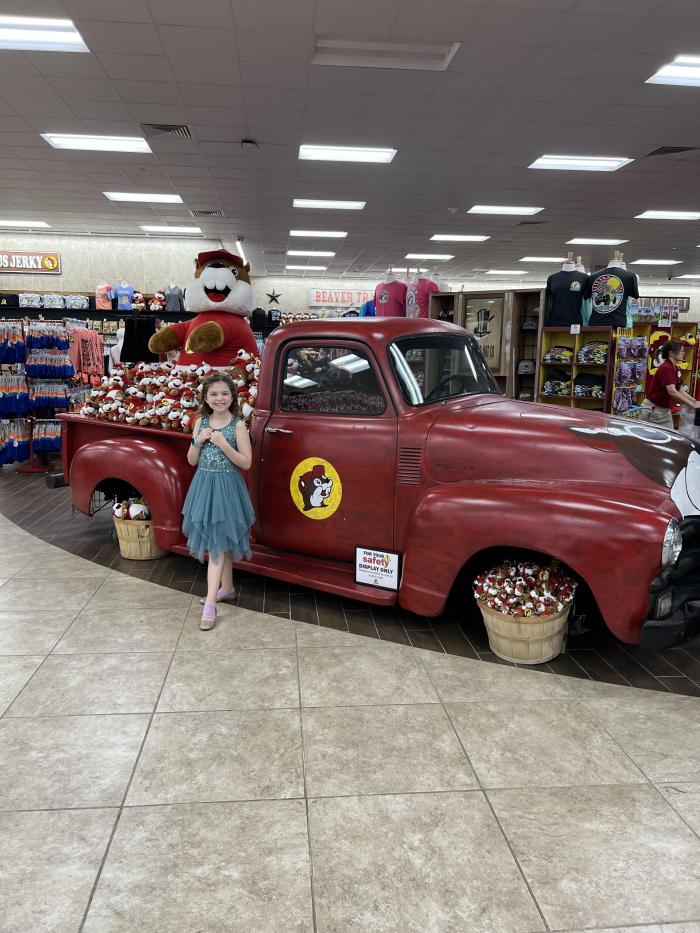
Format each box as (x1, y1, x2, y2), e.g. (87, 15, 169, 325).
(538, 326, 614, 411)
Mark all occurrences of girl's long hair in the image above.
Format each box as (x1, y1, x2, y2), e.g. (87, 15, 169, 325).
(198, 373, 240, 418)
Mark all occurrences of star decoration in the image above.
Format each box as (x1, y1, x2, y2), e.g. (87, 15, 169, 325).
(267, 290, 282, 304)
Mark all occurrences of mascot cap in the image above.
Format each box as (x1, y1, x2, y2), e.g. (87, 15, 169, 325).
(195, 248, 243, 267)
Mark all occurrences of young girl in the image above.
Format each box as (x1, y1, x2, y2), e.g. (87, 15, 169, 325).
(182, 373, 255, 630)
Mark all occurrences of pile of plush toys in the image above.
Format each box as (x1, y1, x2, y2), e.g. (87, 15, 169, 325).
(473, 560, 577, 618)
(113, 498, 150, 521)
(79, 349, 260, 433)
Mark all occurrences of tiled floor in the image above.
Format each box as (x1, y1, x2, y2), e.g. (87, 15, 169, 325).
(2, 470, 700, 695)
(1, 512, 700, 931)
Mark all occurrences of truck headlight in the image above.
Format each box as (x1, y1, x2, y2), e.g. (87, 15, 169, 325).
(662, 519, 682, 569)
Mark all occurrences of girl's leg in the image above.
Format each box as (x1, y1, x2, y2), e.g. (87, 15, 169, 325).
(206, 551, 226, 603)
(221, 553, 234, 593)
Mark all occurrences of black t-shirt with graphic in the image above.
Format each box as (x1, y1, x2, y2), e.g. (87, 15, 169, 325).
(584, 266, 639, 328)
(545, 270, 588, 325)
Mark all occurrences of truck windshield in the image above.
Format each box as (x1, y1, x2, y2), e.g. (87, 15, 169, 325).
(389, 334, 499, 406)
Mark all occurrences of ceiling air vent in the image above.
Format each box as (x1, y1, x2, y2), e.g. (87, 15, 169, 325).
(515, 220, 545, 226)
(140, 123, 193, 140)
(397, 448, 422, 485)
(312, 38, 460, 72)
(645, 146, 698, 158)
(190, 210, 224, 218)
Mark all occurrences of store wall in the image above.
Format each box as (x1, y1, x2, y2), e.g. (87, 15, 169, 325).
(0, 233, 221, 293)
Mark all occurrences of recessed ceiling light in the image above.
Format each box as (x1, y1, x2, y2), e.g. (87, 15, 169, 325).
(405, 253, 454, 260)
(293, 198, 365, 210)
(43, 134, 151, 153)
(0, 15, 88, 52)
(140, 225, 201, 234)
(287, 250, 336, 257)
(636, 210, 700, 220)
(647, 55, 700, 87)
(529, 154, 633, 172)
(286, 264, 327, 271)
(0, 219, 50, 228)
(468, 205, 543, 216)
(677, 274, 700, 278)
(312, 37, 460, 72)
(519, 256, 567, 262)
(104, 192, 182, 203)
(430, 234, 490, 242)
(567, 238, 628, 245)
(299, 144, 396, 163)
(486, 270, 526, 275)
(289, 230, 347, 238)
(630, 259, 683, 265)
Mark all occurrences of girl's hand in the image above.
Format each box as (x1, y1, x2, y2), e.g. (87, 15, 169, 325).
(197, 427, 213, 445)
(209, 430, 226, 449)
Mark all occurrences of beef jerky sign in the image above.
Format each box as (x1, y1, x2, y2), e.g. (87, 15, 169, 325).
(0, 250, 61, 274)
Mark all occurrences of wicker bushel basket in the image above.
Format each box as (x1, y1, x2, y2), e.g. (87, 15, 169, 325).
(113, 517, 167, 561)
(479, 603, 570, 664)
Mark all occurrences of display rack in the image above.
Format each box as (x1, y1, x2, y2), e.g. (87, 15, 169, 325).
(537, 326, 614, 411)
(611, 327, 650, 420)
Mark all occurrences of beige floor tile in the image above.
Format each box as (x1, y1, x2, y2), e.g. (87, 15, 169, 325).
(563, 679, 700, 782)
(16, 551, 112, 579)
(489, 784, 700, 930)
(1, 556, 36, 576)
(54, 607, 187, 654)
(158, 648, 299, 712)
(127, 709, 304, 805)
(0, 576, 102, 611)
(298, 644, 438, 707)
(0, 610, 76, 655)
(179, 604, 297, 650)
(295, 621, 377, 648)
(422, 651, 570, 703)
(448, 699, 647, 788)
(0, 808, 117, 933)
(6, 652, 171, 716)
(309, 793, 544, 933)
(83, 801, 313, 932)
(565, 924, 700, 933)
(86, 575, 193, 609)
(303, 704, 477, 797)
(0, 655, 44, 715)
(658, 782, 700, 835)
(0, 714, 148, 810)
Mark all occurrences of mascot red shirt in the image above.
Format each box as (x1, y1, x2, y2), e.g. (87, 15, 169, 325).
(148, 249, 258, 366)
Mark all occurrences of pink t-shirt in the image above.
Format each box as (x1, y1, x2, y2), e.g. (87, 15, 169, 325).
(96, 284, 115, 311)
(374, 280, 407, 317)
(406, 277, 439, 318)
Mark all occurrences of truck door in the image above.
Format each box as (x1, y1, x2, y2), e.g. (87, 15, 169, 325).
(257, 340, 397, 562)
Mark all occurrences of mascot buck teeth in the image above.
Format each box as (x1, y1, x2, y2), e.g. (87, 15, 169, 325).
(148, 248, 259, 366)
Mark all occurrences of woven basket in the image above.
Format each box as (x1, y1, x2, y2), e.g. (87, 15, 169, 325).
(113, 516, 167, 561)
(479, 603, 570, 664)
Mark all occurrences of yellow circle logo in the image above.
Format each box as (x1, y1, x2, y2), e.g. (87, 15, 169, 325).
(290, 457, 342, 520)
(43, 255, 58, 271)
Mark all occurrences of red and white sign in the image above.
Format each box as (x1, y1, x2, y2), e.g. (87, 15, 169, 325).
(0, 250, 61, 274)
(309, 287, 372, 307)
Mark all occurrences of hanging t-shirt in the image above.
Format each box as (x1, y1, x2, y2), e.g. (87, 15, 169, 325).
(95, 284, 115, 311)
(545, 270, 588, 326)
(374, 280, 407, 317)
(584, 267, 639, 328)
(360, 299, 376, 317)
(164, 286, 184, 313)
(406, 277, 439, 319)
(116, 284, 135, 312)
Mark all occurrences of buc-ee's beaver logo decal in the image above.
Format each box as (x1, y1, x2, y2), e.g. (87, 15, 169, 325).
(290, 457, 342, 520)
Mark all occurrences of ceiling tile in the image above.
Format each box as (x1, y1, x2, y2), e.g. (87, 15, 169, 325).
(157, 25, 239, 59)
(169, 56, 241, 85)
(315, 0, 401, 37)
(78, 22, 162, 55)
(0, 51, 39, 77)
(48, 76, 121, 101)
(179, 83, 243, 108)
(98, 55, 173, 82)
(67, 100, 133, 120)
(233, 0, 315, 32)
(243, 87, 306, 111)
(305, 90, 369, 114)
(113, 80, 183, 104)
(127, 103, 190, 123)
(65, 0, 153, 22)
(0, 74, 58, 98)
(391, 3, 482, 40)
(237, 31, 314, 65)
(147, 0, 234, 26)
(239, 61, 309, 90)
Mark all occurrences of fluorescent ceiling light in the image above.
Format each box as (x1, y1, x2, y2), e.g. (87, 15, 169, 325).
(0, 15, 88, 52)
(43, 134, 151, 153)
(285, 375, 317, 389)
(647, 55, 700, 87)
(529, 154, 633, 172)
(293, 198, 365, 210)
(0, 219, 49, 228)
(636, 210, 700, 220)
(486, 270, 526, 275)
(405, 253, 453, 260)
(104, 192, 182, 203)
(630, 259, 683, 265)
(140, 225, 201, 234)
(288, 250, 336, 257)
(520, 256, 567, 263)
(299, 144, 396, 164)
(235, 240, 247, 265)
(677, 274, 700, 278)
(312, 37, 460, 72)
(567, 238, 628, 245)
(290, 230, 347, 238)
(430, 234, 489, 242)
(468, 205, 543, 216)
(330, 353, 370, 374)
(286, 264, 327, 271)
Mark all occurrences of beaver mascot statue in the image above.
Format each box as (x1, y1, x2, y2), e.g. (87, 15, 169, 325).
(148, 248, 259, 366)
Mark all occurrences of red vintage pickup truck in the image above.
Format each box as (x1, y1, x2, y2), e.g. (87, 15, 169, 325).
(61, 318, 700, 649)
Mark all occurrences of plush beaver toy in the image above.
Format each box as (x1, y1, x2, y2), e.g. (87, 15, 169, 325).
(148, 249, 259, 366)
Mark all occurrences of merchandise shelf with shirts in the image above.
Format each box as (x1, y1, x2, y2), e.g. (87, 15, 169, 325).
(537, 326, 614, 412)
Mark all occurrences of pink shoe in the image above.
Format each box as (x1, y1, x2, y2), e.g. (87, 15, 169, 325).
(199, 587, 235, 606)
(200, 602, 217, 631)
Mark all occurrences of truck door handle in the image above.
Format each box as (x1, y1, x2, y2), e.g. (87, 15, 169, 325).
(265, 427, 293, 435)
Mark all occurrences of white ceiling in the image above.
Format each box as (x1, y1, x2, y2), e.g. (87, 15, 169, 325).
(3, 0, 700, 282)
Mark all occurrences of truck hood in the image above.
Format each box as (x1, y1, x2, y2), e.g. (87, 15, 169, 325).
(425, 397, 700, 518)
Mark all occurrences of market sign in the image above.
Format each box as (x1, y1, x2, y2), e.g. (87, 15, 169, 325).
(0, 250, 61, 274)
(308, 287, 372, 307)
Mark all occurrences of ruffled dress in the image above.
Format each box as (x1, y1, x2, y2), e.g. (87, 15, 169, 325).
(182, 415, 255, 562)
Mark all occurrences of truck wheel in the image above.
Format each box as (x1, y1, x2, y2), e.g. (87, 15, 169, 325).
(45, 470, 66, 489)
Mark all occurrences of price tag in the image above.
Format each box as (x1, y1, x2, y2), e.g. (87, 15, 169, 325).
(569, 324, 581, 334)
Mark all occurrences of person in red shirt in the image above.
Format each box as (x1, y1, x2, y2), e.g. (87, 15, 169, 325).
(642, 340, 699, 429)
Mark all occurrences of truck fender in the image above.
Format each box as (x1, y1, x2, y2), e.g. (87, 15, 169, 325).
(400, 483, 673, 643)
(69, 436, 191, 551)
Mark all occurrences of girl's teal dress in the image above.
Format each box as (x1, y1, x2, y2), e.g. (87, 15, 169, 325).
(182, 416, 255, 563)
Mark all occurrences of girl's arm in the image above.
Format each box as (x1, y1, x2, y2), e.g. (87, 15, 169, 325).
(187, 418, 203, 466)
(209, 419, 252, 470)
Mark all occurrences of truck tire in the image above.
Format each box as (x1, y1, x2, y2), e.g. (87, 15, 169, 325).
(45, 470, 66, 489)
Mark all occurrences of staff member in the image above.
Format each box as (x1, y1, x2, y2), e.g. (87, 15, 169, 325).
(642, 340, 699, 429)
